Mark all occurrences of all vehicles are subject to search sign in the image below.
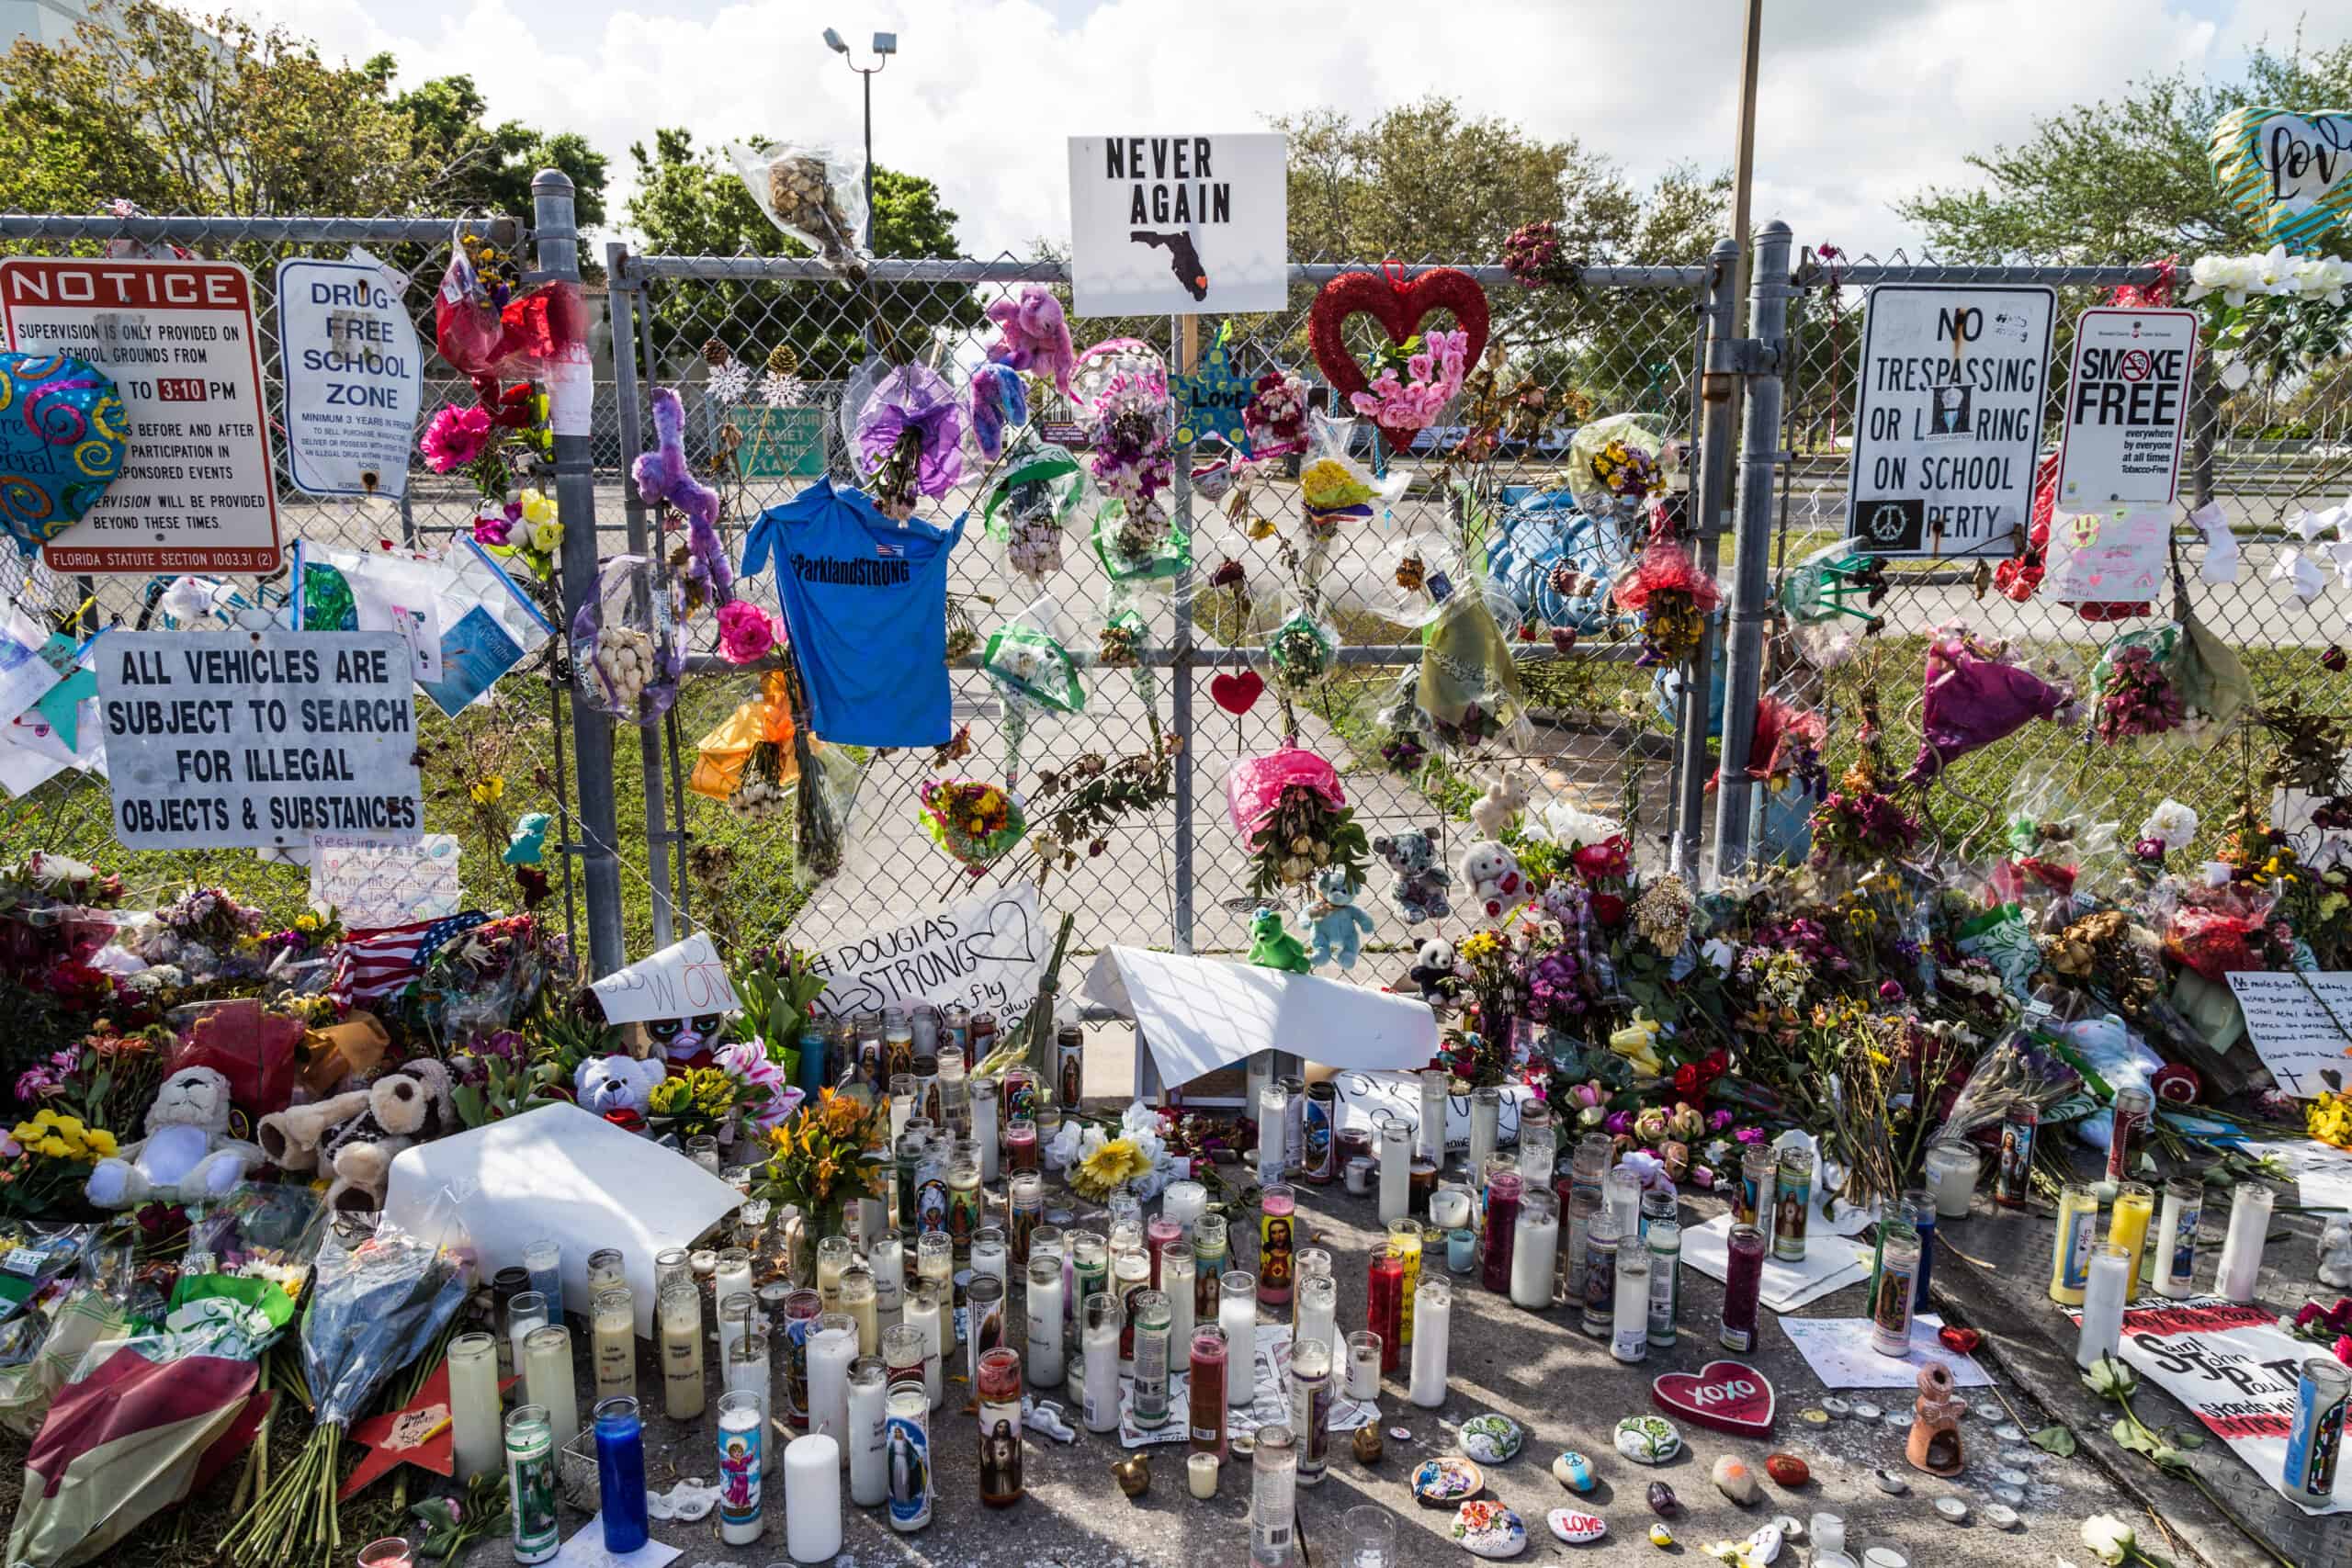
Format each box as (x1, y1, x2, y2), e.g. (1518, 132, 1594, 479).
(2052, 307, 2199, 507)
(0, 258, 280, 573)
(1844, 282, 2056, 558)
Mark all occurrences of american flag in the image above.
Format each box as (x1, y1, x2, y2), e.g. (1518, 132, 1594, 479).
(328, 911, 489, 1006)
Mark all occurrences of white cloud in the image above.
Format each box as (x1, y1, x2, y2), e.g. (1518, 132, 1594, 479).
(223, 0, 2343, 264)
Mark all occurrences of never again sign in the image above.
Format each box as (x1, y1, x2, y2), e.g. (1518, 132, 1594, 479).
(1067, 134, 1287, 316)
(96, 630, 424, 850)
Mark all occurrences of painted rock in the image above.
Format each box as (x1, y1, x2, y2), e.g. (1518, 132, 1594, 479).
(1713, 1455, 1760, 1506)
(1553, 1450, 1597, 1493)
(1546, 1508, 1609, 1546)
(1765, 1452, 1810, 1488)
(1645, 1481, 1677, 1516)
(1460, 1413, 1525, 1464)
(1412, 1455, 1485, 1507)
(1451, 1500, 1528, 1560)
(1934, 1496, 1969, 1524)
(1747, 1522, 1786, 1563)
(1612, 1415, 1681, 1465)
(1647, 1522, 1675, 1548)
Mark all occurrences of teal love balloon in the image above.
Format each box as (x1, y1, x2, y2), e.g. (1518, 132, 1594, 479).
(0, 352, 128, 556)
(2209, 104, 2352, 251)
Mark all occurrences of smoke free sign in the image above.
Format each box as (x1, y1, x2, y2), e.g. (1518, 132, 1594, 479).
(2052, 307, 2199, 508)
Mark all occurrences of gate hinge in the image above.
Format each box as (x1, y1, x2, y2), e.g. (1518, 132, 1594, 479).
(1704, 337, 1780, 393)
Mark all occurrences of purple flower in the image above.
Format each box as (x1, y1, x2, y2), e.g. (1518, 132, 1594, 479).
(854, 365, 965, 498)
(1735, 1125, 1767, 1145)
(1878, 979, 1905, 1001)
(1605, 1111, 1634, 1136)
(1707, 1108, 1735, 1132)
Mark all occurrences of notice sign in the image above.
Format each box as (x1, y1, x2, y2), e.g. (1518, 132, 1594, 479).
(0, 258, 279, 573)
(1846, 283, 2055, 558)
(276, 256, 423, 499)
(1067, 133, 1287, 316)
(96, 630, 422, 851)
(2224, 970, 2352, 1098)
(2054, 307, 2198, 507)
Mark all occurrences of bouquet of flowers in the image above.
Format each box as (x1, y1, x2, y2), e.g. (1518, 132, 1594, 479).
(1263, 608, 1338, 696)
(1611, 535, 1722, 667)
(1076, 340, 1173, 537)
(755, 1089, 890, 1239)
(1502, 220, 1580, 290)
(1243, 369, 1308, 457)
(1808, 788, 1921, 870)
(1348, 329, 1470, 439)
(2088, 626, 2186, 745)
(470, 487, 561, 582)
(1227, 748, 1371, 899)
(918, 779, 1028, 872)
(856, 365, 964, 521)
(0, 1110, 119, 1218)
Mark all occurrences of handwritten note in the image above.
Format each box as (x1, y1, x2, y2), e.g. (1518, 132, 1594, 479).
(808, 883, 1048, 1035)
(310, 833, 461, 928)
(2224, 970, 2352, 1098)
(2044, 505, 2168, 603)
(589, 932, 741, 1024)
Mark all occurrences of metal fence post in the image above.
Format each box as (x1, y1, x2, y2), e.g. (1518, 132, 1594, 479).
(535, 170, 624, 975)
(1710, 220, 1792, 879)
(1674, 237, 1743, 874)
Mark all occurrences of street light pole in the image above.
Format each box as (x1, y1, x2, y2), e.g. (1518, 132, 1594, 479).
(823, 28, 896, 253)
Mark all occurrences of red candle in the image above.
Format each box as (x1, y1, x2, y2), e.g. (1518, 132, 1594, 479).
(1482, 1171, 1522, 1294)
(1367, 1251, 1405, 1373)
(1147, 1217, 1183, 1289)
(1720, 1223, 1765, 1352)
(1189, 1326, 1228, 1460)
(1005, 1118, 1038, 1172)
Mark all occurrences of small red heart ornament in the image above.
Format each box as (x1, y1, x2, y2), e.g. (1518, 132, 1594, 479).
(1938, 1325, 1984, 1354)
(1307, 265, 1491, 448)
(1209, 670, 1264, 716)
(1652, 1359, 1775, 1438)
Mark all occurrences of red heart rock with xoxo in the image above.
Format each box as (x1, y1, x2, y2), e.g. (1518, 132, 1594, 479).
(1652, 1359, 1775, 1438)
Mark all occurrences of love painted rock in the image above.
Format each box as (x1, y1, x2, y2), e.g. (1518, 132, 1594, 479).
(1713, 1455, 1761, 1506)
(1612, 1415, 1681, 1465)
(1653, 1359, 1775, 1438)
(1451, 1500, 1527, 1560)
(1459, 1414, 1524, 1464)
(1745, 1523, 1786, 1564)
(1552, 1450, 1597, 1493)
(1764, 1452, 1810, 1488)
(1938, 1325, 1983, 1354)
(1546, 1508, 1609, 1546)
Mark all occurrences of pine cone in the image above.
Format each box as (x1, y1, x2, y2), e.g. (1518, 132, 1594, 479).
(701, 338, 730, 367)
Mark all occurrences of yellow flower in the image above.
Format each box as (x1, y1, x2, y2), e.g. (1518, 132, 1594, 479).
(33, 1137, 70, 1159)
(82, 1129, 117, 1158)
(10, 1123, 40, 1145)
(295, 912, 321, 933)
(530, 520, 563, 555)
(469, 775, 505, 806)
(49, 1115, 84, 1141)
(518, 489, 555, 525)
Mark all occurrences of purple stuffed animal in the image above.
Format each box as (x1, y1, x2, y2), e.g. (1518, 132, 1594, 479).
(634, 387, 730, 600)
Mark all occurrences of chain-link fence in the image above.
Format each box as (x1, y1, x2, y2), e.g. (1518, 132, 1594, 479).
(604, 249, 1731, 974)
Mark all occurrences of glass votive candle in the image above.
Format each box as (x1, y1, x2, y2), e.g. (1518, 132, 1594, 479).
(356, 1540, 413, 1568)
(1343, 1329, 1382, 1402)
(1343, 1156, 1374, 1196)
(1188, 1450, 1220, 1498)
(1446, 1226, 1476, 1274)
(1922, 1141, 1982, 1219)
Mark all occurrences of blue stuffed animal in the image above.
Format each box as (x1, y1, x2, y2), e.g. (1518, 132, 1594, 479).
(1306, 868, 1376, 971)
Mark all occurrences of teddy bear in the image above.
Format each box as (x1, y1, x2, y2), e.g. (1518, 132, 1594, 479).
(1469, 773, 1529, 839)
(1373, 826, 1453, 925)
(1408, 937, 1461, 1007)
(1459, 840, 1526, 922)
(1247, 906, 1312, 976)
(317, 1058, 457, 1212)
(575, 1053, 670, 1131)
(85, 1066, 264, 1210)
(1305, 868, 1376, 972)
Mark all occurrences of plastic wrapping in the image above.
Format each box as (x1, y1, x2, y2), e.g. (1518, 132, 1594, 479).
(1369, 529, 1469, 630)
(1259, 598, 1340, 697)
(1091, 498, 1192, 588)
(1905, 627, 2074, 784)
(983, 596, 1087, 784)
(1416, 583, 1529, 753)
(982, 434, 1088, 584)
(570, 554, 682, 725)
(432, 227, 584, 386)
(1610, 537, 1723, 667)
(725, 141, 868, 273)
(416, 914, 557, 1043)
(1483, 487, 1634, 635)
(690, 671, 798, 818)
(854, 364, 964, 518)
(789, 738, 865, 889)
(1997, 765, 2120, 911)
(302, 1187, 473, 1427)
(917, 779, 1029, 871)
(1566, 413, 1679, 519)
(1227, 747, 1347, 848)
(1296, 414, 1406, 536)
(1075, 338, 1173, 535)
(2087, 623, 2186, 745)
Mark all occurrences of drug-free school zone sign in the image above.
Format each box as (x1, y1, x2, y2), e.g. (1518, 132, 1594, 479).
(96, 631, 424, 851)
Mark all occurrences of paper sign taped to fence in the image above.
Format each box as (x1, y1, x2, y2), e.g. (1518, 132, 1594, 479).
(1083, 946, 1438, 1086)
(2054, 307, 2197, 506)
(1067, 134, 1287, 316)
(2042, 505, 2169, 604)
(808, 884, 1049, 1035)
(2224, 970, 2352, 1097)
(310, 832, 461, 928)
(96, 630, 421, 851)
(1845, 282, 2055, 558)
(589, 932, 741, 1024)
(274, 257, 421, 499)
(0, 257, 280, 573)
(2068, 1294, 2352, 1513)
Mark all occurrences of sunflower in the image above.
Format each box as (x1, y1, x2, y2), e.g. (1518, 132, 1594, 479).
(1072, 1137, 1153, 1200)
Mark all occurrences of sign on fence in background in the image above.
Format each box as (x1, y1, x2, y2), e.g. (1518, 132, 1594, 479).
(95, 631, 422, 851)
(0, 258, 280, 573)
(275, 256, 423, 499)
(1844, 282, 2054, 558)
(1067, 134, 1287, 316)
(809, 884, 1049, 1036)
(729, 404, 827, 479)
(309, 832, 462, 928)
(2054, 307, 2198, 507)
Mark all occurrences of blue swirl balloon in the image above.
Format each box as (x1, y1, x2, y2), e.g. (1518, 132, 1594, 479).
(0, 352, 126, 555)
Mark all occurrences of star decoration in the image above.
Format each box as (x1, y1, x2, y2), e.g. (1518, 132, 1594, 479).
(28, 635, 96, 750)
(1171, 323, 1255, 453)
(338, 1358, 518, 1500)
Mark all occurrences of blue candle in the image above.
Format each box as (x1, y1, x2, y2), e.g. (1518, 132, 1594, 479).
(1909, 1192, 1936, 1312)
(594, 1395, 650, 1552)
(797, 1027, 829, 1098)
(1446, 1227, 1477, 1273)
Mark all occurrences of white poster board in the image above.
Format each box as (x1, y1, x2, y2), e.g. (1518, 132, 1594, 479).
(1845, 282, 2056, 558)
(0, 257, 281, 573)
(2223, 970, 2352, 1097)
(1082, 946, 1438, 1087)
(589, 932, 741, 1024)
(1327, 1068, 1534, 1151)
(274, 256, 422, 499)
(808, 884, 1051, 1036)
(309, 832, 461, 928)
(2042, 504, 2170, 604)
(94, 630, 422, 851)
(1780, 1314, 1992, 1390)
(2053, 307, 2198, 507)
(1067, 134, 1287, 316)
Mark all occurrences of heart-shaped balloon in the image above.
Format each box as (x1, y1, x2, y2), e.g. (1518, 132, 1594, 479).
(2210, 105, 2352, 249)
(1209, 670, 1264, 716)
(1652, 1359, 1775, 1438)
(0, 352, 128, 557)
(1307, 265, 1490, 448)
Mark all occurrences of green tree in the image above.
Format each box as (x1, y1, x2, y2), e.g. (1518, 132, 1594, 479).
(378, 65, 610, 235)
(624, 129, 982, 378)
(1897, 35, 2352, 262)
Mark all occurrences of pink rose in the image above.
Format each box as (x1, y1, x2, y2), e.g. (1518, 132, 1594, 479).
(716, 601, 781, 665)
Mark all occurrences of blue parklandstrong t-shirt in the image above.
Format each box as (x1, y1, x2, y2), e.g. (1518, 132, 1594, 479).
(743, 477, 966, 748)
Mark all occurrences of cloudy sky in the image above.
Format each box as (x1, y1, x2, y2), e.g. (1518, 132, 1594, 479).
(234, 0, 2346, 260)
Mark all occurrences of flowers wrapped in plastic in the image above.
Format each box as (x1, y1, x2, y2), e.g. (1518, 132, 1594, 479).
(981, 596, 1088, 782)
(1566, 413, 1679, 519)
(1261, 600, 1339, 697)
(918, 779, 1029, 872)
(1905, 626, 2074, 784)
(2088, 625, 2185, 744)
(1297, 414, 1405, 535)
(1417, 581, 1529, 752)
(1092, 498, 1192, 587)
(432, 225, 585, 387)
(982, 434, 1087, 583)
(1244, 368, 1308, 457)
(570, 554, 683, 724)
(1611, 536, 1723, 667)
(690, 671, 798, 821)
(1077, 337, 1175, 544)
(1226, 747, 1370, 899)
(855, 364, 964, 521)
(725, 141, 868, 274)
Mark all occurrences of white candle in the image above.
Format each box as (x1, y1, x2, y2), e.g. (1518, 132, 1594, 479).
(446, 1332, 503, 1484)
(1164, 1251, 1196, 1352)
(2217, 1183, 2273, 1303)
(1161, 1180, 1208, 1242)
(2154, 1178, 2202, 1299)
(974, 1086, 1000, 1184)
(1923, 1142, 1981, 1218)
(809, 1321, 858, 1451)
(974, 1235, 1009, 1297)
(848, 1360, 888, 1507)
(1219, 1274, 1257, 1408)
(1378, 1120, 1410, 1224)
(1408, 1278, 1450, 1407)
(590, 1289, 635, 1404)
(506, 1290, 548, 1378)
(522, 1325, 577, 1449)
(907, 1286, 944, 1410)
(1297, 1277, 1337, 1364)
(718, 1392, 765, 1545)
(1026, 1260, 1067, 1385)
(1468, 1089, 1499, 1183)
(1605, 1168, 1641, 1240)
(1114, 1248, 1150, 1373)
(716, 1250, 754, 1355)
(1258, 1085, 1288, 1181)
(784, 1435, 842, 1563)
(659, 1281, 704, 1421)
(2076, 1244, 2132, 1369)
(1510, 1193, 1561, 1309)
(868, 1235, 904, 1328)
(1082, 1302, 1122, 1433)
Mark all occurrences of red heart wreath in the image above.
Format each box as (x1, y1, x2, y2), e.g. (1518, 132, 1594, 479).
(1307, 262, 1491, 450)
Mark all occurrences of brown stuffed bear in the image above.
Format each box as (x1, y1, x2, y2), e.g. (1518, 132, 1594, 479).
(321, 1058, 456, 1213)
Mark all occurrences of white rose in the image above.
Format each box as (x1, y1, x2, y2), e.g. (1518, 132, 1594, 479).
(2138, 798, 2199, 852)
(2079, 1514, 2134, 1566)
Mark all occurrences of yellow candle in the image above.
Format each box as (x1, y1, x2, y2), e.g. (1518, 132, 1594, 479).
(2048, 1182, 2100, 1306)
(1386, 1219, 1422, 1348)
(2107, 1182, 2154, 1293)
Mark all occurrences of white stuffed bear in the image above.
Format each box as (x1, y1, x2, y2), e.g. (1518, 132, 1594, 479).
(1459, 840, 1526, 922)
(574, 1054, 668, 1124)
(1469, 773, 1530, 839)
(85, 1066, 262, 1210)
